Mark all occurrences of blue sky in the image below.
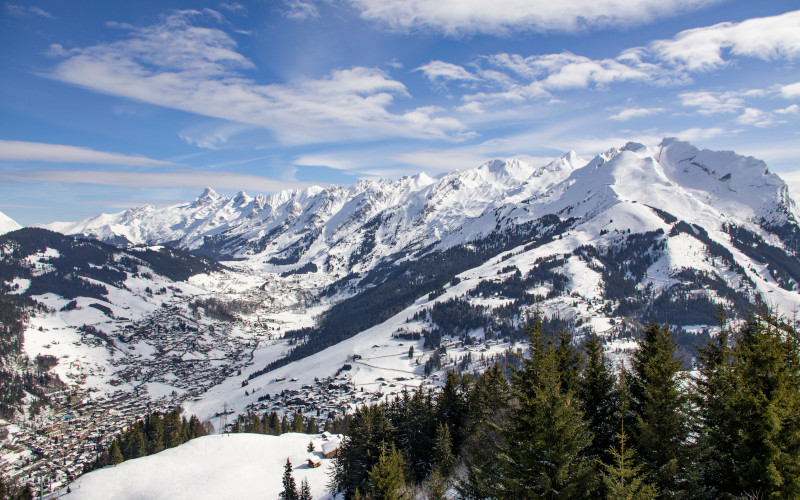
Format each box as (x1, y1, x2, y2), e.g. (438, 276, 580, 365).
(1, 0, 799, 225)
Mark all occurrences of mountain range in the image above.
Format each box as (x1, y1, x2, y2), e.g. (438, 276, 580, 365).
(3, 137, 800, 424)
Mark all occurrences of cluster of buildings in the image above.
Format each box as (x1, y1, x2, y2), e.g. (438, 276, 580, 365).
(0, 388, 172, 497)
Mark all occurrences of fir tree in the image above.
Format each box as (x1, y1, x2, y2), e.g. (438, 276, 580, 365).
(367, 442, 409, 500)
(459, 362, 509, 500)
(292, 412, 305, 433)
(579, 335, 620, 466)
(601, 425, 657, 500)
(494, 321, 596, 498)
(299, 478, 312, 500)
(332, 404, 394, 497)
(280, 458, 299, 500)
(109, 440, 124, 465)
(432, 422, 455, 475)
(629, 323, 691, 497)
(717, 312, 800, 497)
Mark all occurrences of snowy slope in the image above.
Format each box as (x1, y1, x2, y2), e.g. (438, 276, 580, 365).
(64, 433, 339, 500)
(0, 210, 22, 235)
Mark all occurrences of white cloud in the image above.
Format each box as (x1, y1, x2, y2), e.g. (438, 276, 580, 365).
(489, 52, 655, 90)
(347, 0, 723, 35)
(218, 2, 247, 16)
(781, 81, 800, 99)
(775, 104, 800, 115)
(678, 90, 745, 115)
(282, 0, 320, 20)
(736, 108, 782, 128)
(0, 169, 317, 193)
(608, 107, 665, 121)
(49, 10, 469, 145)
(0, 140, 173, 166)
(651, 10, 800, 71)
(415, 61, 478, 88)
(5, 2, 53, 18)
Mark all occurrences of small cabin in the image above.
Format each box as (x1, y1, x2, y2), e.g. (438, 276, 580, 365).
(307, 455, 322, 468)
(322, 439, 341, 458)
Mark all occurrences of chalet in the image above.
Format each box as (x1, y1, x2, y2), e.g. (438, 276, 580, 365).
(322, 439, 341, 458)
(307, 455, 322, 468)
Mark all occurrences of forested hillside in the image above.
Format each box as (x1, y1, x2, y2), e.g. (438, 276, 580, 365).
(328, 309, 800, 499)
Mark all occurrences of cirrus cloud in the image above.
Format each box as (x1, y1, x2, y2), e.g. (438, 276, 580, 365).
(48, 10, 470, 145)
(0, 140, 174, 166)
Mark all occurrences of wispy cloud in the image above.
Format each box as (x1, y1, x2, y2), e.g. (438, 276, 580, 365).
(348, 0, 723, 35)
(282, 0, 319, 20)
(417, 10, 800, 113)
(0, 140, 173, 166)
(48, 10, 469, 146)
(608, 107, 665, 121)
(0, 169, 317, 192)
(678, 90, 746, 115)
(5, 2, 53, 18)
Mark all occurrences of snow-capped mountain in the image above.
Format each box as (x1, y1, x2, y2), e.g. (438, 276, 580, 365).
(0, 210, 22, 235)
(10, 137, 800, 425)
(46, 149, 586, 271)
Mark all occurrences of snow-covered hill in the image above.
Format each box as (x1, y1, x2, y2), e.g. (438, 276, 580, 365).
(64, 433, 338, 500)
(0, 210, 22, 235)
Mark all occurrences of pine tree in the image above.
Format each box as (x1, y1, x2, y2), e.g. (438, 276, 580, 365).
(494, 321, 596, 498)
(601, 425, 657, 500)
(459, 362, 509, 500)
(367, 442, 409, 500)
(717, 312, 800, 497)
(629, 323, 691, 497)
(694, 309, 736, 498)
(292, 412, 305, 433)
(332, 404, 394, 497)
(109, 440, 124, 465)
(432, 422, 455, 475)
(579, 335, 619, 466)
(299, 478, 312, 500)
(280, 458, 299, 500)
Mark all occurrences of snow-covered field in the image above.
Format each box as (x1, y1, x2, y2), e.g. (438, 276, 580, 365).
(64, 433, 340, 500)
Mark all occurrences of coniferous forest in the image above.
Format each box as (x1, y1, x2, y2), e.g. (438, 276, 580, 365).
(329, 309, 800, 499)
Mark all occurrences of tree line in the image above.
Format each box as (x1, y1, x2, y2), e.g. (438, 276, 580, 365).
(86, 408, 211, 472)
(330, 308, 800, 499)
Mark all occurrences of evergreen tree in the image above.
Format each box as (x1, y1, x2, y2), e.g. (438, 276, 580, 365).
(494, 321, 595, 498)
(109, 440, 124, 465)
(629, 323, 691, 497)
(601, 425, 657, 500)
(367, 442, 409, 500)
(389, 388, 436, 482)
(280, 458, 299, 500)
(579, 335, 620, 466)
(693, 310, 736, 498)
(554, 327, 583, 394)
(332, 404, 394, 497)
(299, 478, 312, 500)
(145, 412, 165, 454)
(459, 362, 509, 500)
(281, 415, 290, 434)
(268, 411, 281, 435)
(436, 371, 468, 453)
(292, 412, 305, 433)
(432, 422, 455, 475)
(713, 312, 800, 497)
(131, 425, 147, 458)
